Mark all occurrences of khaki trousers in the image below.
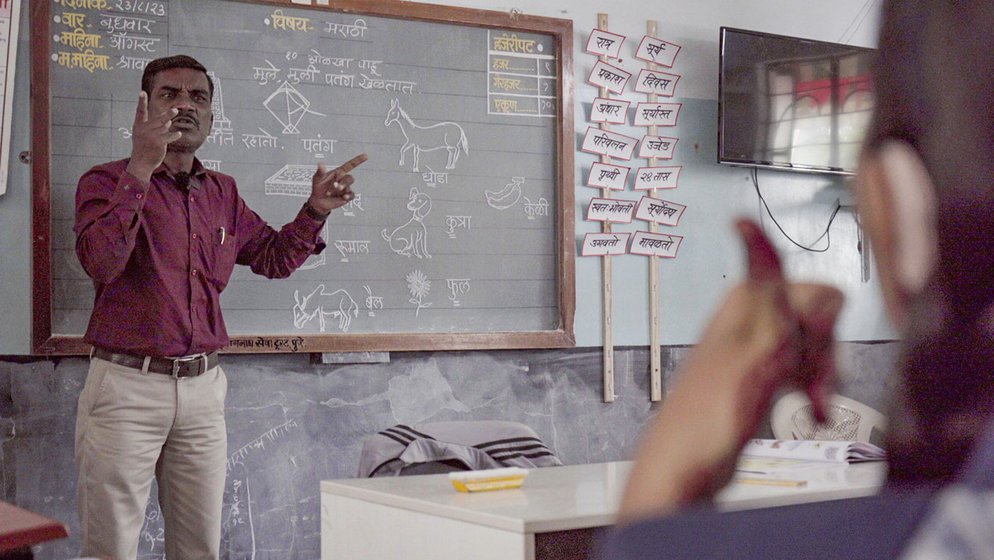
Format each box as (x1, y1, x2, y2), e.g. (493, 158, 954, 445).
(75, 356, 228, 560)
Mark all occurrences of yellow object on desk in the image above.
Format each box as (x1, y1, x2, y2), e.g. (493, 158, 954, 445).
(735, 477, 807, 488)
(449, 467, 528, 493)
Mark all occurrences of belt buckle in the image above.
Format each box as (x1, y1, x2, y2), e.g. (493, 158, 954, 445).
(171, 354, 205, 378)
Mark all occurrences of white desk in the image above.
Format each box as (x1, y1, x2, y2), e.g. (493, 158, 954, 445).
(320, 460, 885, 560)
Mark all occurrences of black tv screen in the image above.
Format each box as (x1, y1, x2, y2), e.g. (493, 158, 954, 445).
(718, 27, 875, 175)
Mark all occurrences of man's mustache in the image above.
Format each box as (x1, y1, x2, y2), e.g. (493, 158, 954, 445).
(173, 112, 199, 126)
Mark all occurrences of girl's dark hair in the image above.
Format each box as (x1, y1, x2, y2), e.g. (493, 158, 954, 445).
(869, 1, 994, 484)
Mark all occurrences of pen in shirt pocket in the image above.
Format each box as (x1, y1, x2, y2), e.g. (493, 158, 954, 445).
(219, 227, 226, 245)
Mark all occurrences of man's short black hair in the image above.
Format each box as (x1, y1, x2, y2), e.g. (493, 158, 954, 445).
(141, 55, 214, 100)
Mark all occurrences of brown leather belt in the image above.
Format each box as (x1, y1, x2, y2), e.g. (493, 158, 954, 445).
(92, 347, 219, 378)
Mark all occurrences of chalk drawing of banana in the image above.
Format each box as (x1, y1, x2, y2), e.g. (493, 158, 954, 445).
(485, 176, 524, 210)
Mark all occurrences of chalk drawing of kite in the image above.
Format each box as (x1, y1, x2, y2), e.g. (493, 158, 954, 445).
(264, 80, 325, 134)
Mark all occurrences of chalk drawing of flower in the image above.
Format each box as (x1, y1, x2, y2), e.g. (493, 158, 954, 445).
(406, 269, 432, 317)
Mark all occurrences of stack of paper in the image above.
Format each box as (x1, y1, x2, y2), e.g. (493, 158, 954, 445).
(741, 439, 885, 463)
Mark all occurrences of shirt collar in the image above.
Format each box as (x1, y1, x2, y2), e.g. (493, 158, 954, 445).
(151, 158, 209, 189)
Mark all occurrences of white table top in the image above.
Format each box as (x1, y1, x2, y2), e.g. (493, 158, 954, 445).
(320, 460, 886, 534)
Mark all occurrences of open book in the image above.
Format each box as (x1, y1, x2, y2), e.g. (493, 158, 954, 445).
(742, 439, 886, 463)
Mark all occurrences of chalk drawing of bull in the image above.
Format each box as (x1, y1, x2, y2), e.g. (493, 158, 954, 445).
(292, 285, 359, 332)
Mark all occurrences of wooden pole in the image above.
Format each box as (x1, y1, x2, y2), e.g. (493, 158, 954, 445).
(646, 21, 662, 401)
(598, 13, 615, 403)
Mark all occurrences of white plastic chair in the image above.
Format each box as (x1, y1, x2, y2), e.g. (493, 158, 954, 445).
(770, 391, 887, 445)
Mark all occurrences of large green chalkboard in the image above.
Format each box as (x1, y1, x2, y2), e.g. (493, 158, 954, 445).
(31, 0, 574, 354)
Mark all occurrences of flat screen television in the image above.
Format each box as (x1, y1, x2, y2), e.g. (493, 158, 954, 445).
(718, 27, 876, 175)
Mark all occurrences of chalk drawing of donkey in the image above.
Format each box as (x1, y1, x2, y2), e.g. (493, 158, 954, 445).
(382, 187, 432, 259)
(292, 285, 359, 332)
(384, 99, 468, 171)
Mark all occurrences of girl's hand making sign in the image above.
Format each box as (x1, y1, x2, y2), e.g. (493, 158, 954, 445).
(618, 219, 845, 523)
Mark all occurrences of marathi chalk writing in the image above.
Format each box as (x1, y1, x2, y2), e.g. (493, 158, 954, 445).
(302, 136, 336, 159)
(270, 9, 313, 32)
(492, 74, 525, 92)
(226, 419, 300, 471)
(54, 3, 168, 74)
(107, 33, 160, 52)
(98, 13, 155, 34)
(241, 128, 279, 150)
(323, 73, 354, 89)
(60, 12, 87, 30)
(356, 58, 382, 76)
(523, 197, 550, 220)
(487, 30, 557, 118)
(446, 278, 471, 307)
(58, 0, 109, 8)
(363, 285, 383, 317)
(333, 239, 371, 262)
(116, 55, 150, 71)
(492, 97, 520, 114)
(286, 63, 321, 83)
(112, 1, 166, 17)
(341, 193, 364, 218)
(492, 33, 536, 53)
(308, 50, 355, 68)
(358, 73, 416, 93)
(55, 49, 111, 73)
(252, 60, 280, 85)
(323, 18, 367, 39)
(206, 125, 234, 147)
(422, 166, 448, 188)
(444, 215, 472, 239)
(60, 28, 102, 51)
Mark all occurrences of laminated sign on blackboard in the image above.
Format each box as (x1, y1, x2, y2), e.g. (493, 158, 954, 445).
(31, 0, 575, 354)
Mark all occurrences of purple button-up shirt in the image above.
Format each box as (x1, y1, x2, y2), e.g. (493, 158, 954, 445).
(74, 158, 326, 357)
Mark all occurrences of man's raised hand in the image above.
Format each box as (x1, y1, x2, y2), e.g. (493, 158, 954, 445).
(307, 154, 369, 215)
(125, 92, 181, 183)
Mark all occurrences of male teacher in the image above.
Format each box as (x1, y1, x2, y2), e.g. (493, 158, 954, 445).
(73, 54, 366, 559)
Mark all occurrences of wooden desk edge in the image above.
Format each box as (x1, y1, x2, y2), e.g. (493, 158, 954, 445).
(0, 501, 70, 552)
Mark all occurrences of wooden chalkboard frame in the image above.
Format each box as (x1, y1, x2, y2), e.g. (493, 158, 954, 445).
(30, 0, 575, 355)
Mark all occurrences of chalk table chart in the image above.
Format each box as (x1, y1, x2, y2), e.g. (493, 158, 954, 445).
(31, 0, 575, 354)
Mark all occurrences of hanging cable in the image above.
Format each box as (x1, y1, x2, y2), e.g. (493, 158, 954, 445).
(838, 0, 878, 44)
(751, 168, 842, 253)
